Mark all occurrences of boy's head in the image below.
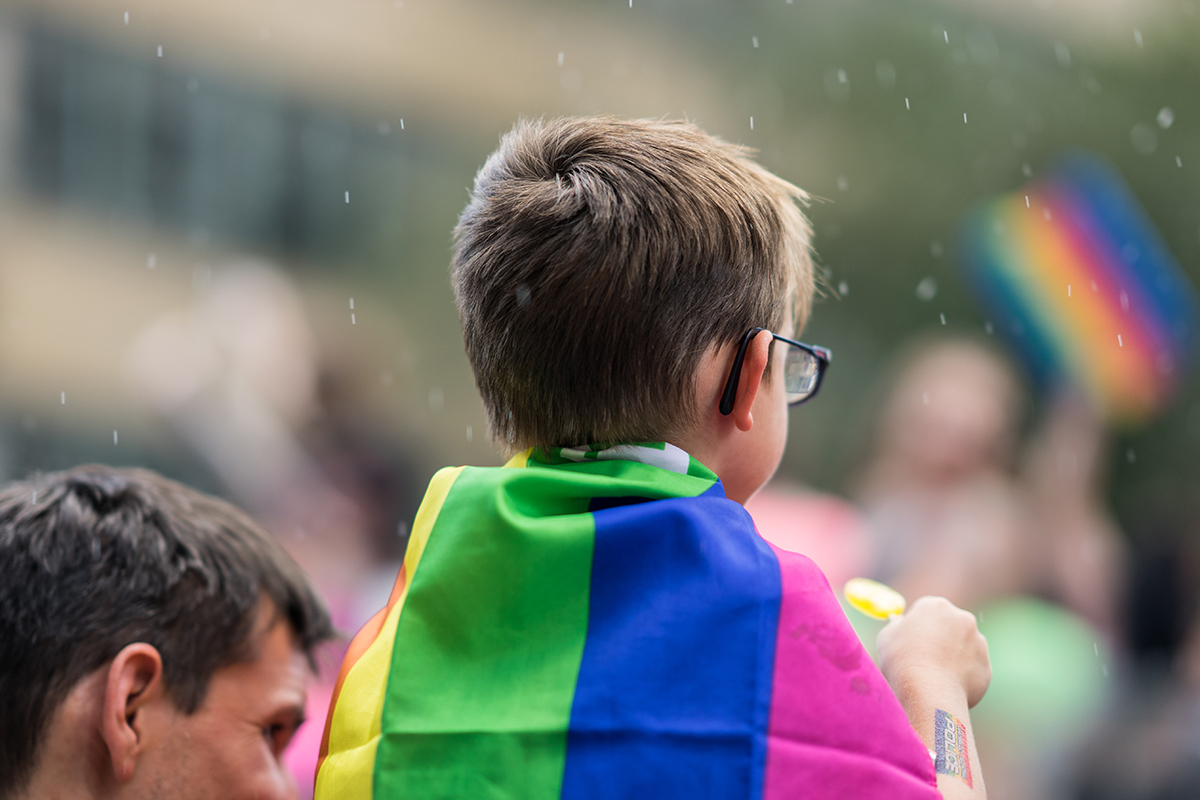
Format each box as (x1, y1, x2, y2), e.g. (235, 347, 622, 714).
(453, 116, 815, 454)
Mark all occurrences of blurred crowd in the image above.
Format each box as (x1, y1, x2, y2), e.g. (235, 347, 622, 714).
(2, 1, 1198, 797)
(121, 262, 419, 796)
(101, 262, 1199, 800)
(752, 336, 1200, 800)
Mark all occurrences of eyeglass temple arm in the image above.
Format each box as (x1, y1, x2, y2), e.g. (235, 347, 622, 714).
(718, 328, 765, 416)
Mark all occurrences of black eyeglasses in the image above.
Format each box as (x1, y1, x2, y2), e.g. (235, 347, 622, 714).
(719, 328, 832, 415)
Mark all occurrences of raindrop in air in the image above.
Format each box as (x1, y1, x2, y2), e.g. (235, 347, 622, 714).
(1126, 448, 1136, 463)
(124, 11, 129, 24)
(836, 176, 849, 192)
(940, 313, 947, 325)
(113, 430, 118, 444)
(349, 297, 355, 309)
(838, 281, 849, 295)
(824, 68, 850, 101)
(467, 425, 473, 441)
(930, 240, 944, 257)
(429, 387, 445, 413)
(752, 36, 759, 48)
(875, 61, 896, 89)
(157, 45, 162, 57)
(1022, 163, 1033, 177)
(1054, 41, 1071, 67)
(147, 252, 156, 269)
(345, 191, 350, 203)
(915, 276, 938, 301)
(1134, 28, 1143, 47)
(1157, 107, 1175, 128)
(61, 391, 65, 405)
(558, 52, 564, 67)
(905, 97, 910, 110)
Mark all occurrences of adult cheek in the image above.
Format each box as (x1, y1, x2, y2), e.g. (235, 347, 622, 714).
(236, 768, 298, 800)
(247, 755, 300, 800)
(227, 746, 300, 800)
(273, 756, 301, 800)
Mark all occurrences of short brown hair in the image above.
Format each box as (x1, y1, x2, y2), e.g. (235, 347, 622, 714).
(0, 465, 333, 800)
(453, 116, 815, 452)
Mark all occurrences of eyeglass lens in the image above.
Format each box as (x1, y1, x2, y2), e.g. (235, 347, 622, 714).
(783, 344, 820, 402)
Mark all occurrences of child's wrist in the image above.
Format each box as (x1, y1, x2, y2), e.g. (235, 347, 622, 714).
(886, 663, 969, 714)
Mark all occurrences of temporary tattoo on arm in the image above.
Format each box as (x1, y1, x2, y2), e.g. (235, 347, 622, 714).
(933, 708, 973, 788)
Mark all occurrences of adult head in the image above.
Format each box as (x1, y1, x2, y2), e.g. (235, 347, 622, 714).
(452, 115, 815, 458)
(873, 338, 1023, 485)
(0, 465, 334, 800)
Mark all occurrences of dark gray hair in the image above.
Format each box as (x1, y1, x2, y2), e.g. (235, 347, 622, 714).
(0, 465, 333, 800)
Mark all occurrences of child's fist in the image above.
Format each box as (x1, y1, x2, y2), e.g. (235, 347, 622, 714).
(876, 596, 991, 709)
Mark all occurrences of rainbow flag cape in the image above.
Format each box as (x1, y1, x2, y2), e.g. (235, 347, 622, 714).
(959, 152, 1199, 423)
(315, 443, 938, 799)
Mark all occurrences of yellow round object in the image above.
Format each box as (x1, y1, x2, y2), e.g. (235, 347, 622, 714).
(843, 577, 907, 620)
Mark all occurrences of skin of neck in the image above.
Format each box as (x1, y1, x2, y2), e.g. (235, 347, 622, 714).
(19, 668, 125, 800)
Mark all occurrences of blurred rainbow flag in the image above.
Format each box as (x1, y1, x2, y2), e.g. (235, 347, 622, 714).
(959, 152, 1199, 423)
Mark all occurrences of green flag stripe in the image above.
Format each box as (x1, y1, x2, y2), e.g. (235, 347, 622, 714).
(373, 465, 596, 799)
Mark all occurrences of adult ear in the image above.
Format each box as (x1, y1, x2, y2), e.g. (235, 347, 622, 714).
(728, 330, 772, 433)
(101, 643, 166, 783)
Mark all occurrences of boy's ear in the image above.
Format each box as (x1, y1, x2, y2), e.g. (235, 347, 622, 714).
(728, 331, 772, 433)
(102, 643, 166, 783)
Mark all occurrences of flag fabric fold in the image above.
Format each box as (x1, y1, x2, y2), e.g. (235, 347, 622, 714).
(316, 443, 937, 799)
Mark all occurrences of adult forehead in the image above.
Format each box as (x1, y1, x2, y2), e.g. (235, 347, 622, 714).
(237, 596, 307, 665)
(207, 609, 309, 708)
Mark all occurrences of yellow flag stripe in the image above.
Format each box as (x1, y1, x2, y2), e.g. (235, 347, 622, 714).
(314, 466, 465, 799)
(504, 448, 531, 469)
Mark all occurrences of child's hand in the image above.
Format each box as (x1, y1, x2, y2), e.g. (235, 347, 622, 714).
(876, 596, 991, 709)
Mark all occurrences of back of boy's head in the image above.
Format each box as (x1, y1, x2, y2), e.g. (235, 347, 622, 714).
(453, 116, 814, 454)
